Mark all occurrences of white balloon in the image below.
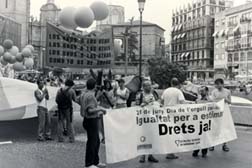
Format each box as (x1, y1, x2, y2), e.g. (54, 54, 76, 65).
(0, 45, 4, 56)
(0, 56, 8, 66)
(3, 52, 12, 62)
(25, 45, 34, 53)
(90, 1, 109, 21)
(22, 48, 32, 58)
(24, 58, 34, 69)
(74, 7, 94, 28)
(13, 62, 25, 71)
(9, 46, 19, 56)
(59, 7, 78, 30)
(3, 39, 13, 49)
(16, 53, 24, 62)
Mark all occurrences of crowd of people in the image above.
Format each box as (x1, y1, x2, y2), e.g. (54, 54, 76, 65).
(33, 75, 232, 168)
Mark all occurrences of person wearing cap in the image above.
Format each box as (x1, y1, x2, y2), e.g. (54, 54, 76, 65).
(115, 79, 130, 108)
(161, 77, 185, 159)
(209, 78, 231, 152)
(56, 79, 77, 143)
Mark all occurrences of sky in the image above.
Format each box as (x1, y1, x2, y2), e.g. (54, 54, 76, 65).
(31, 0, 247, 43)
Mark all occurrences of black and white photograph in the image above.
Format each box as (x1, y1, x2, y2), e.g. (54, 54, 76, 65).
(0, 0, 252, 168)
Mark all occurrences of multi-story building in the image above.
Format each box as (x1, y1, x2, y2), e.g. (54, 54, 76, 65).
(29, 0, 60, 69)
(171, 0, 232, 80)
(96, 5, 125, 31)
(0, 14, 22, 48)
(112, 20, 165, 75)
(0, 0, 30, 48)
(45, 23, 113, 72)
(214, 2, 252, 79)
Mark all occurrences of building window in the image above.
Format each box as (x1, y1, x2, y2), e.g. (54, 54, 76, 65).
(5, 0, 8, 8)
(248, 52, 252, 61)
(240, 52, 246, 61)
(228, 54, 232, 62)
(215, 55, 219, 60)
(234, 53, 239, 62)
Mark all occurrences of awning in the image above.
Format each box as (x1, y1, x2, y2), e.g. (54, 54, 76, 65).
(219, 29, 225, 37)
(185, 52, 190, 58)
(212, 31, 219, 37)
(172, 26, 175, 32)
(233, 25, 240, 33)
(181, 33, 186, 38)
(224, 28, 229, 36)
(177, 34, 181, 39)
(178, 24, 183, 31)
(181, 53, 185, 58)
(173, 35, 177, 40)
(174, 25, 178, 32)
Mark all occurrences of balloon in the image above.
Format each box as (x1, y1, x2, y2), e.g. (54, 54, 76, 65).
(3, 39, 13, 49)
(13, 62, 25, 71)
(24, 58, 34, 69)
(0, 56, 8, 66)
(15, 53, 24, 62)
(9, 46, 19, 56)
(22, 48, 32, 57)
(3, 52, 12, 62)
(74, 7, 94, 28)
(59, 7, 78, 30)
(0, 45, 4, 56)
(8, 56, 16, 64)
(90, 1, 109, 21)
(25, 45, 34, 53)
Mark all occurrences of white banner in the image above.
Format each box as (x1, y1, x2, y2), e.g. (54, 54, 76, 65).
(104, 100, 237, 164)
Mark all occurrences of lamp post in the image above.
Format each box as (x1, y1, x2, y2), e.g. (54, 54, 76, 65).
(138, 0, 145, 89)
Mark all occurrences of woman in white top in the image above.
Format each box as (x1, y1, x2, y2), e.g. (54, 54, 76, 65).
(115, 79, 129, 108)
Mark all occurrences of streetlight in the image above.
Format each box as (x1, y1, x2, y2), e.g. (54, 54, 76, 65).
(138, 0, 145, 90)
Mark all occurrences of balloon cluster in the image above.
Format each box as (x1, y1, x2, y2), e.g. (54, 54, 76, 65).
(0, 39, 34, 71)
(59, 1, 109, 30)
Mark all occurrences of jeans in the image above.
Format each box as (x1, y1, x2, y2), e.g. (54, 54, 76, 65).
(57, 108, 75, 141)
(83, 117, 100, 167)
(37, 106, 51, 139)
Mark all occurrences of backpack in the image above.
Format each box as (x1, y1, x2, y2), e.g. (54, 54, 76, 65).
(56, 88, 72, 110)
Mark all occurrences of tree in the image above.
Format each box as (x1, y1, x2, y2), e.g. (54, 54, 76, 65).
(148, 58, 187, 89)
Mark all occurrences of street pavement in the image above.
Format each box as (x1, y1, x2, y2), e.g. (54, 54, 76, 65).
(0, 113, 252, 168)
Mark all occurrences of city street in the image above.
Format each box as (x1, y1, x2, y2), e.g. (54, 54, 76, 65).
(0, 113, 251, 168)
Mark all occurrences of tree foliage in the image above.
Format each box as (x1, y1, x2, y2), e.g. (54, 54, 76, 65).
(148, 58, 187, 89)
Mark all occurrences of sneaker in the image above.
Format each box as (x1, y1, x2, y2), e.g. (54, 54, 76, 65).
(148, 155, 159, 163)
(96, 163, 106, 168)
(192, 152, 199, 157)
(166, 154, 179, 159)
(209, 147, 215, 151)
(86, 165, 98, 168)
(222, 144, 230, 152)
(139, 155, 145, 163)
(63, 130, 68, 136)
(45, 137, 53, 141)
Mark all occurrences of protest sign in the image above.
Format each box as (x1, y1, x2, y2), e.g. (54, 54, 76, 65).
(103, 100, 237, 163)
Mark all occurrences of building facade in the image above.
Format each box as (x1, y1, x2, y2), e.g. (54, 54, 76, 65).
(112, 20, 165, 75)
(214, 2, 252, 79)
(0, 0, 30, 48)
(28, 0, 60, 69)
(45, 23, 113, 70)
(96, 5, 125, 30)
(0, 14, 22, 48)
(171, 0, 232, 80)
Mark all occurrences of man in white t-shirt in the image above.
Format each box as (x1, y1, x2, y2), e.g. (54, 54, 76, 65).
(161, 78, 186, 159)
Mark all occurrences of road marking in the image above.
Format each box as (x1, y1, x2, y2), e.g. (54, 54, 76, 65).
(0, 141, 13, 145)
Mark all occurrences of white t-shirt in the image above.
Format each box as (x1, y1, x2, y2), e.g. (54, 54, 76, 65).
(161, 87, 185, 106)
(116, 87, 129, 105)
